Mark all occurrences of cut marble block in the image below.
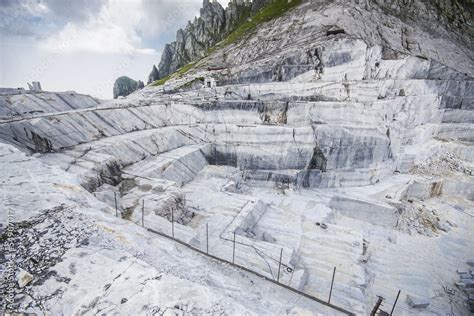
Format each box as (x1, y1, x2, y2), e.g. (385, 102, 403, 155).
(329, 195, 398, 227)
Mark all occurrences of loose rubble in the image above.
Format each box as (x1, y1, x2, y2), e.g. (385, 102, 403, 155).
(411, 152, 471, 177)
(0, 206, 94, 312)
(393, 199, 453, 236)
(406, 294, 430, 309)
(455, 261, 474, 312)
(0, 0, 473, 315)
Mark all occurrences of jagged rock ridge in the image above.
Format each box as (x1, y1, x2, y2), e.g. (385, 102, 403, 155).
(152, 0, 270, 81)
(147, 65, 160, 84)
(0, 0, 473, 314)
(151, 0, 472, 84)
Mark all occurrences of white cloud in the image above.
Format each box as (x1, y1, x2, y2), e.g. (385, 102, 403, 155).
(137, 0, 231, 38)
(41, 18, 157, 55)
(1, 40, 159, 99)
(22, 1, 50, 16)
(1, 0, 234, 98)
(39, 0, 232, 55)
(138, 0, 202, 38)
(40, 0, 155, 54)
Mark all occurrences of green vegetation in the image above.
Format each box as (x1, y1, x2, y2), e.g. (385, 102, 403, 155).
(221, 0, 302, 47)
(207, 0, 302, 55)
(177, 62, 196, 75)
(151, 0, 302, 87)
(150, 62, 196, 86)
(150, 74, 171, 86)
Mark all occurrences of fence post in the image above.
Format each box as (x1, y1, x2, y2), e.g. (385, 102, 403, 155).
(114, 192, 118, 217)
(141, 200, 144, 227)
(232, 231, 236, 264)
(328, 267, 336, 304)
(390, 290, 401, 315)
(371, 296, 384, 316)
(277, 248, 283, 283)
(171, 208, 175, 238)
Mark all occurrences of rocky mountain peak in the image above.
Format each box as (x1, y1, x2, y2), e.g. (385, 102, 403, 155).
(1, 0, 473, 314)
(151, 0, 267, 83)
(148, 65, 160, 85)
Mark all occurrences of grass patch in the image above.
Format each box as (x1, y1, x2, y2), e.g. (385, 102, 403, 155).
(152, 0, 301, 87)
(151, 74, 171, 86)
(176, 62, 196, 75)
(221, 0, 301, 47)
(151, 62, 197, 86)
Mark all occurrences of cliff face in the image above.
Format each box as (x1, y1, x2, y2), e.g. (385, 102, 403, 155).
(150, 0, 472, 84)
(152, 0, 267, 81)
(371, 0, 473, 45)
(147, 65, 160, 84)
(1, 0, 473, 314)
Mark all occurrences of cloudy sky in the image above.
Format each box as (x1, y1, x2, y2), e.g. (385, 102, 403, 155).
(0, 0, 230, 99)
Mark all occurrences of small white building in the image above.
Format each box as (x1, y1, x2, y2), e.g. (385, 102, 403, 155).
(204, 77, 217, 88)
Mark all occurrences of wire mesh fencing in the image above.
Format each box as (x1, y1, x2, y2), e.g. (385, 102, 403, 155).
(114, 199, 457, 316)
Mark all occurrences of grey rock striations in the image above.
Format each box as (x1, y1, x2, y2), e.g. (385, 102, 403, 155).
(372, 0, 473, 41)
(1, 0, 473, 314)
(1, 0, 472, 190)
(151, 0, 473, 84)
(196, 0, 473, 85)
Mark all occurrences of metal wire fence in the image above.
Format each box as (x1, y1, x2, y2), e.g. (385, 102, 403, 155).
(112, 198, 457, 316)
(117, 199, 355, 315)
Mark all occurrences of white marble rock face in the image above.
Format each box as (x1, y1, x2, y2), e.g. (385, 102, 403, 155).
(0, 0, 473, 315)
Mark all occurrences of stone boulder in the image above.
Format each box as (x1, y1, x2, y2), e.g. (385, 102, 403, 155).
(113, 76, 143, 99)
(16, 268, 33, 288)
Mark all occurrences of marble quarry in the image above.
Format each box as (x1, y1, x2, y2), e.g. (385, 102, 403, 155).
(1, 0, 473, 315)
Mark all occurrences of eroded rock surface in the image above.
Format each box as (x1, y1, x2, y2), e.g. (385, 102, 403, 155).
(1, 0, 473, 314)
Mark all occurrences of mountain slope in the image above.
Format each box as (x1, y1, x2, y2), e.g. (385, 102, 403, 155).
(150, 0, 472, 85)
(150, 0, 304, 81)
(1, 0, 473, 314)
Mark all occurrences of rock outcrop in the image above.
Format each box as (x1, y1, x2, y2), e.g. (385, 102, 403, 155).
(151, 0, 472, 85)
(113, 76, 143, 99)
(1, 0, 473, 314)
(152, 0, 269, 80)
(372, 0, 473, 44)
(147, 65, 160, 84)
